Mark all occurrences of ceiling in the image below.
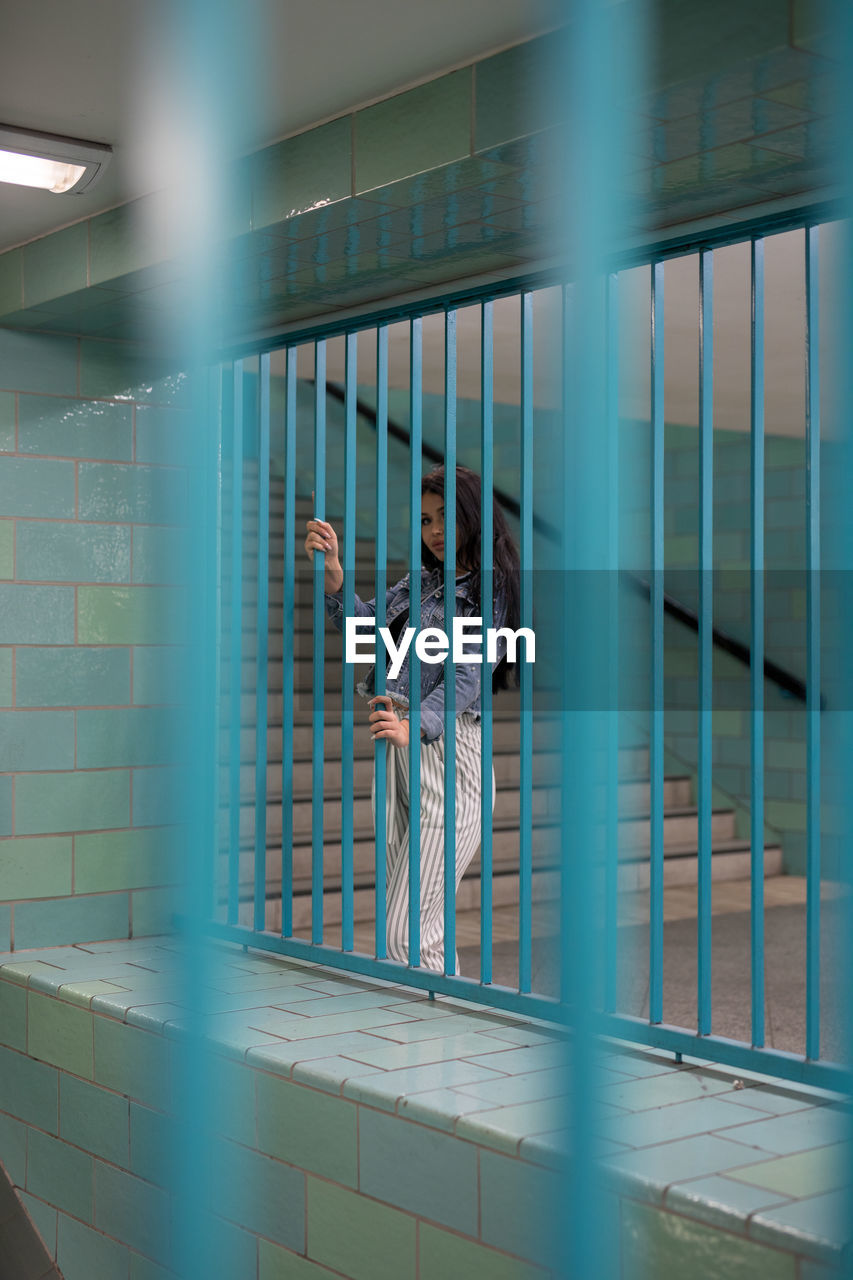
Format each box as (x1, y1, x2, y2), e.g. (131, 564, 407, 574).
(0, 0, 554, 253)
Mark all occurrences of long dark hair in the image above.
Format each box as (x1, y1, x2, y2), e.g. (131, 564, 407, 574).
(421, 464, 521, 692)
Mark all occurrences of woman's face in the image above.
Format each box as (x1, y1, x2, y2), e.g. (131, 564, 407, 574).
(421, 490, 459, 562)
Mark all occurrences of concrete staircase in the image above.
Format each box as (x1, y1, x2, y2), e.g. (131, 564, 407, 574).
(218, 472, 782, 934)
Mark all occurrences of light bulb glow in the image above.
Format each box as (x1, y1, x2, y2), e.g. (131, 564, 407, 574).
(0, 147, 87, 193)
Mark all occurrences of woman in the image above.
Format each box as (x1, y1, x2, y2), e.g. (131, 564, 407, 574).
(304, 464, 520, 974)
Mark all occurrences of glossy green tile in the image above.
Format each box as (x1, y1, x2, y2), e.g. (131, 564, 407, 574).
(0, 836, 72, 901)
(14, 892, 129, 949)
(0, 522, 11, 579)
(0, 1042, 58, 1131)
(131, 646, 181, 705)
(23, 224, 88, 308)
(130, 885, 179, 936)
(622, 1199, 795, 1280)
(0, 904, 9, 949)
(94, 1161, 170, 1263)
(129, 1101, 170, 1186)
(289, 1054, 378, 1094)
(0, 775, 9, 837)
(60, 1071, 130, 1166)
(473, 37, 555, 151)
(28, 991, 94, 1077)
(18, 1188, 57, 1257)
(0, 978, 26, 1050)
(132, 525, 185, 585)
(0, 330, 78, 396)
(209, 1135, 305, 1251)
(17, 394, 133, 460)
(78, 462, 185, 524)
(20, 520, 130, 583)
(27, 1128, 93, 1221)
(57, 1212, 130, 1280)
(455, 1100, 561, 1154)
(359, 1106, 477, 1233)
(0, 585, 75, 643)
(0, 1110, 27, 1184)
(259, 1239, 341, 1280)
(89, 203, 159, 286)
(419, 1222, 547, 1280)
(479, 1149, 560, 1269)
(0, 650, 9, 706)
(456, 1067, 566, 1108)
(0, 709, 75, 770)
(346, 1031, 511, 1071)
(206, 1054, 256, 1146)
(252, 117, 352, 230)
(133, 406, 189, 467)
(78, 585, 184, 644)
(15, 769, 129, 835)
(0, 392, 14, 451)
(665, 1174, 792, 1233)
(356, 70, 471, 194)
(603, 1133, 779, 1202)
(612, 1094, 770, 1148)
(0, 249, 23, 315)
(79, 340, 188, 405)
(344, 1060, 503, 1112)
(0, 457, 75, 518)
(255, 1070, 357, 1186)
(75, 827, 175, 894)
(600, 1067, 736, 1112)
(15, 646, 130, 707)
(395, 1087, 492, 1133)
(307, 1176, 415, 1280)
(727, 1144, 848, 1198)
(129, 1251, 177, 1280)
(720, 1107, 849, 1156)
(467, 1042, 570, 1075)
(76, 706, 175, 769)
(94, 1016, 170, 1110)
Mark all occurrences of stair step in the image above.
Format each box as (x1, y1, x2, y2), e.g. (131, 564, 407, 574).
(220, 842, 784, 932)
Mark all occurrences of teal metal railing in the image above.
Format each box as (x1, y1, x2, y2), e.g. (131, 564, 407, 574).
(209, 212, 843, 1092)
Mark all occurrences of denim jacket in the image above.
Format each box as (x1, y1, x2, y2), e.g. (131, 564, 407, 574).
(324, 567, 509, 743)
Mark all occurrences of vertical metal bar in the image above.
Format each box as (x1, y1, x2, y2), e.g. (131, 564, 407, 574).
(805, 225, 821, 1059)
(408, 316, 423, 968)
(698, 250, 714, 1034)
(443, 310, 457, 975)
(228, 359, 243, 925)
(604, 272, 619, 1014)
(281, 349, 296, 938)
(650, 261, 665, 1026)
(254, 353, 270, 933)
(341, 333, 357, 952)
(205, 363, 224, 924)
(559, 284, 572, 1007)
(374, 325, 389, 958)
(312, 340, 327, 945)
(750, 237, 766, 1047)
(480, 300, 494, 987)
(519, 292, 534, 994)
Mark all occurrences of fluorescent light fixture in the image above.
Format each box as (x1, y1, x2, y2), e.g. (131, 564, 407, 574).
(0, 125, 111, 195)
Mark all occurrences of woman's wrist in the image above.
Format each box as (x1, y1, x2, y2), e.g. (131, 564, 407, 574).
(324, 564, 344, 594)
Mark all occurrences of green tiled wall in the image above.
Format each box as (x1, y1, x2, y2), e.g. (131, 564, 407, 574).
(0, 329, 184, 949)
(0, 945, 845, 1280)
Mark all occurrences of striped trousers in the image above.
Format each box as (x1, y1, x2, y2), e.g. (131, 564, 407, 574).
(371, 709, 496, 974)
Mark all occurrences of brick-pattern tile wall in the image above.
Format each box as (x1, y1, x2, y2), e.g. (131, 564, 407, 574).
(0, 330, 186, 948)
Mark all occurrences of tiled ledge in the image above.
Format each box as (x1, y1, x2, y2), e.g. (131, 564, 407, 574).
(0, 936, 849, 1278)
